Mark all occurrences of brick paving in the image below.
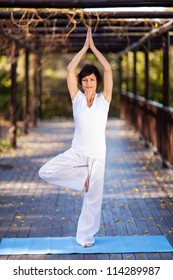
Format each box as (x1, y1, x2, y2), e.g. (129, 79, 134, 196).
(0, 118, 173, 260)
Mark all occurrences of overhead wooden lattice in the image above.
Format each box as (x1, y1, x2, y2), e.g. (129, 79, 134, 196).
(0, 8, 173, 54)
(0, 0, 173, 8)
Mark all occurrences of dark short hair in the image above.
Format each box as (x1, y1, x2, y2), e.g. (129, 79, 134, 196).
(77, 64, 102, 87)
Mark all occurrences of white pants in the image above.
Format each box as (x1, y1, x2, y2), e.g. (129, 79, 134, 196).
(39, 148, 105, 246)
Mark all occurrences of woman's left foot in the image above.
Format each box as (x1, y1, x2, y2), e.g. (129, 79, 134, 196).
(85, 177, 89, 192)
(83, 243, 93, 248)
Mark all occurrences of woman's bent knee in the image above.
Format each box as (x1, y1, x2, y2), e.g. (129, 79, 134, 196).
(38, 164, 51, 180)
(38, 166, 45, 180)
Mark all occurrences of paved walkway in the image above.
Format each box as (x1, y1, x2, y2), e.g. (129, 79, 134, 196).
(0, 118, 173, 260)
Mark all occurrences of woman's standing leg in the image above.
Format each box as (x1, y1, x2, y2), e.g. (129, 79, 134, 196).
(76, 157, 105, 246)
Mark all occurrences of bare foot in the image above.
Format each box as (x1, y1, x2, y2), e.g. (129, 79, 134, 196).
(85, 177, 89, 192)
(83, 243, 93, 248)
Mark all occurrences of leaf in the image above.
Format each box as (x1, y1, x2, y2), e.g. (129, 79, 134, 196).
(133, 188, 139, 192)
(16, 215, 22, 220)
(140, 179, 146, 183)
(114, 219, 123, 223)
(160, 203, 165, 208)
(23, 185, 29, 189)
(113, 184, 119, 189)
(141, 166, 147, 170)
(23, 166, 28, 170)
(125, 255, 133, 259)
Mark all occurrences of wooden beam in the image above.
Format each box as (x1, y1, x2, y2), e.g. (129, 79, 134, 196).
(0, 26, 39, 53)
(1, 17, 173, 53)
(117, 20, 173, 56)
(1, 10, 173, 19)
(0, 0, 173, 8)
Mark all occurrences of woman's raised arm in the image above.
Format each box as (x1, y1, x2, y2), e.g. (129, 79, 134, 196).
(88, 28, 113, 102)
(67, 30, 90, 100)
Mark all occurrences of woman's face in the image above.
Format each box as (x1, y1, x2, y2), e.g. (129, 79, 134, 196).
(81, 73, 97, 95)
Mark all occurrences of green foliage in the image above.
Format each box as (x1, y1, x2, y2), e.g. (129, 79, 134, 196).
(0, 47, 172, 122)
(41, 52, 119, 117)
(149, 50, 163, 103)
(0, 138, 11, 153)
(0, 54, 25, 119)
(121, 49, 173, 107)
(0, 56, 11, 116)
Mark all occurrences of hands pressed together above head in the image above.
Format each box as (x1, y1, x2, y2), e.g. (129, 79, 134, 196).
(84, 27, 95, 50)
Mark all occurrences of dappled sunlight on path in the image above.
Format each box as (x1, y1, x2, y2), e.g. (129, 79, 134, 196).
(0, 118, 173, 260)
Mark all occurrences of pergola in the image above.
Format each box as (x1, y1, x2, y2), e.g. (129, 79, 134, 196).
(0, 1, 173, 165)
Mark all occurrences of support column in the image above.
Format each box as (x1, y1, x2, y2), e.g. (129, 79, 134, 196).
(143, 42, 150, 147)
(162, 32, 170, 106)
(125, 53, 129, 92)
(9, 41, 18, 148)
(162, 32, 170, 167)
(31, 53, 38, 127)
(118, 57, 122, 94)
(23, 49, 30, 134)
(144, 41, 150, 100)
(37, 54, 42, 119)
(133, 50, 137, 96)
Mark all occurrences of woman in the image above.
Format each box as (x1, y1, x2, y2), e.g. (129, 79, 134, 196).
(39, 27, 113, 247)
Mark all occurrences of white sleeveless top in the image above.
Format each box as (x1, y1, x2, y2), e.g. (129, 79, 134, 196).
(71, 90, 110, 158)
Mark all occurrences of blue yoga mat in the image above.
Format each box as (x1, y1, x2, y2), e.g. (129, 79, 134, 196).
(0, 236, 172, 255)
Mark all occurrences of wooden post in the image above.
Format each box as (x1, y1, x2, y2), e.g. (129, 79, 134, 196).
(125, 53, 129, 92)
(144, 41, 150, 100)
(133, 50, 137, 96)
(31, 53, 38, 127)
(118, 57, 122, 94)
(23, 49, 30, 134)
(162, 32, 170, 106)
(37, 54, 42, 119)
(162, 31, 170, 167)
(9, 41, 18, 148)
